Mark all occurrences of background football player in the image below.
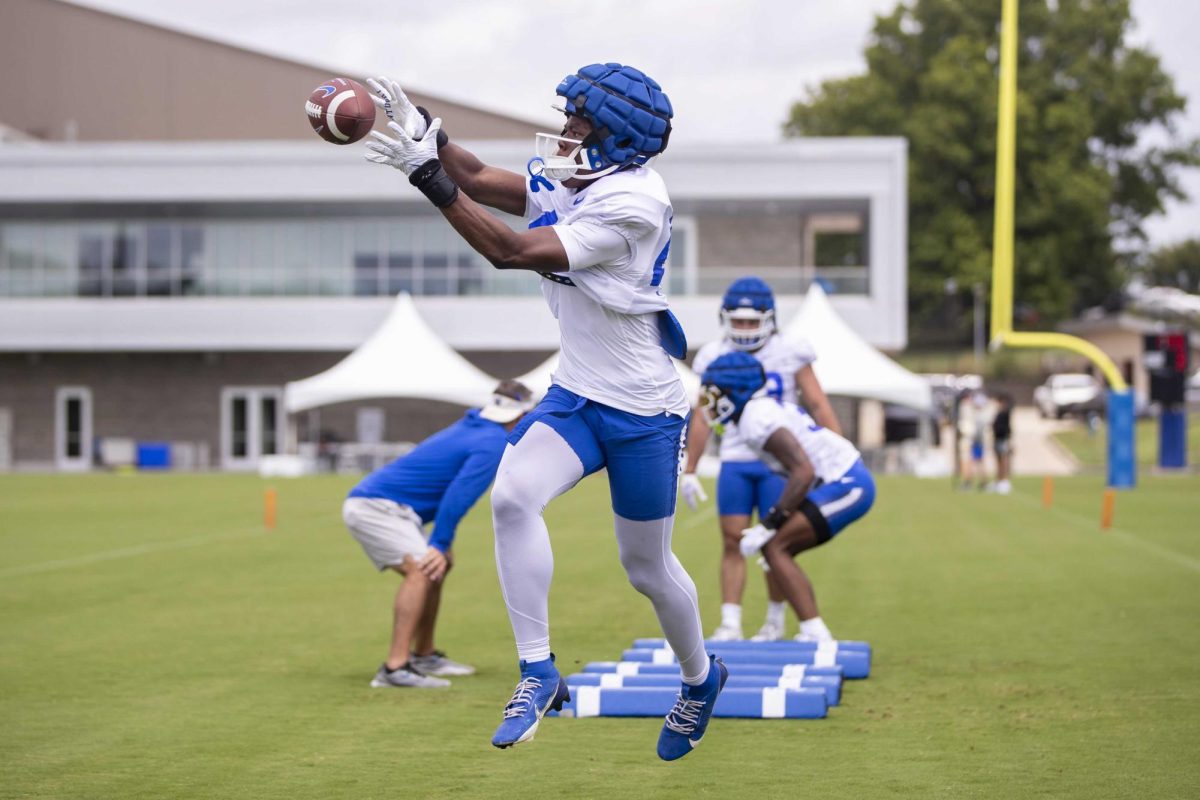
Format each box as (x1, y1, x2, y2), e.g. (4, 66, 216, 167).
(363, 65, 724, 761)
(699, 352, 874, 643)
(343, 381, 534, 689)
(684, 278, 841, 642)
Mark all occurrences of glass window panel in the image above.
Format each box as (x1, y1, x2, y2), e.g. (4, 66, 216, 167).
(42, 225, 76, 296)
(384, 221, 415, 296)
(3, 225, 39, 296)
(77, 225, 111, 296)
(279, 222, 312, 295)
(814, 231, 864, 267)
(208, 224, 243, 295)
(145, 224, 173, 296)
(385, 253, 414, 295)
(180, 225, 204, 295)
(419, 220, 452, 294)
(241, 223, 278, 295)
(260, 396, 278, 456)
(352, 222, 381, 296)
(231, 396, 248, 458)
(314, 221, 347, 295)
(111, 225, 141, 296)
(66, 398, 82, 458)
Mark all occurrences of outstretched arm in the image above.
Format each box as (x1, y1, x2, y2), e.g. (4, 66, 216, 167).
(365, 118, 570, 271)
(366, 76, 526, 215)
(436, 142, 528, 217)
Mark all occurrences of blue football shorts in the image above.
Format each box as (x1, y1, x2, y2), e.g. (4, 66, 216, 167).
(507, 385, 688, 521)
(798, 460, 876, 544)
(715, 460, 787, 520)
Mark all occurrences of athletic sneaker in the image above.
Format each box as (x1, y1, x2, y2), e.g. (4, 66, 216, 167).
(709, 623, 743, 642)
(793, 633, 835, 644)
(656, 655, 728, 761)
(750, 620, 785, 642)
(369, 662, 451, 689)
(411, 650, 476, 677)
(491, 655, 570, 749)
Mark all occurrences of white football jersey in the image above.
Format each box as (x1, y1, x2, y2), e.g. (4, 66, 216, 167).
(692, 334, 816, 461)
(527, 167, 690, 418)
(735, 397, 860, 483)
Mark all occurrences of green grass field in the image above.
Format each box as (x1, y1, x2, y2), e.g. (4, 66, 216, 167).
(1053, 414, 1200, 470)
(2, 473, 1198, 799)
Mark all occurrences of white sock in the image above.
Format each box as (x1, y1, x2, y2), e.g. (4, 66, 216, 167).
(720, 603, 742, 629)
(800, 616, 834, 642)
(766, 601, 787, 627)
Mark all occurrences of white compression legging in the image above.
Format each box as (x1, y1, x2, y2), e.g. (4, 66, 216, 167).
(490, 420, 709, 684)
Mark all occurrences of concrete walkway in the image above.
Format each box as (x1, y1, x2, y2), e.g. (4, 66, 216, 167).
(1010, 406, 1079, 476)
(935, 405, 1080, 477)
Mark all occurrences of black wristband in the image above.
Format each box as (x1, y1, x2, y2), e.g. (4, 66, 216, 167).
(416, 106, 449, 149)
(762, 505, 790, 531)
(408, 159, 459, 208)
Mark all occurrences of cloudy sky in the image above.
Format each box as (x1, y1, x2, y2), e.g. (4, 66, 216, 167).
(72, 0, 1199, 247)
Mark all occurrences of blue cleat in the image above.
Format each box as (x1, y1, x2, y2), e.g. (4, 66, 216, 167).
(656, 655, 728, 761)
(491, 655, 570, 749)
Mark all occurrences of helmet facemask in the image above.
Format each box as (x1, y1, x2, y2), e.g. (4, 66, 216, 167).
(531, 130, 621, 182)
(699, 385, 739, 436)
(720, 307, 776, 351)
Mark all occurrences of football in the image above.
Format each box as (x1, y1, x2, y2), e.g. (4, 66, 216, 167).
(305, 78, 376, 145)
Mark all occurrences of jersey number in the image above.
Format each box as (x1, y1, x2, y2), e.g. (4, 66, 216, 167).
(765, 371, 784, 403)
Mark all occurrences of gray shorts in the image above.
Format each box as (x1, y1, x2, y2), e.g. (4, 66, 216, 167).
(342, 497, 429, 571)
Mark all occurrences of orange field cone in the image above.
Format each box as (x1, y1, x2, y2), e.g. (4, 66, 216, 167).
(1100, 488, 1116, 530)
(264, 487, 277, 530)
(1042, 476, 1054, 509)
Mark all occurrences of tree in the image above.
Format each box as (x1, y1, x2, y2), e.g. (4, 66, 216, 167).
(786, 0, 1199, 337)
(1142, 238, 1200, 293)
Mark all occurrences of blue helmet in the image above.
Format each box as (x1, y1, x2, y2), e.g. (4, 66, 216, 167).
(700, 351, 767, 430)
(556, 63, 673, 170)
(720, 276, 776, 351)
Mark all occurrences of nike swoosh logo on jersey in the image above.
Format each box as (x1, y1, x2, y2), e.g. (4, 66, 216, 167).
(572, 196, 585, 205)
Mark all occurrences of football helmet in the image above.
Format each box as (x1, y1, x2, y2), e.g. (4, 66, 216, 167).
(699, 352, 768, 434)
(531, 62, 673, 182)
(720, 276, 776, 351)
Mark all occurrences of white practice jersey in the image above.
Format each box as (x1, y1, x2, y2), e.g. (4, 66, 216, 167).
(527, 167, 689, 417)
(736, 396, 860, 484)
(692, 334, 816, 461)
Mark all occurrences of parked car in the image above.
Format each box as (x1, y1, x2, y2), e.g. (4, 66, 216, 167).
(1033, 373, 1103, 419)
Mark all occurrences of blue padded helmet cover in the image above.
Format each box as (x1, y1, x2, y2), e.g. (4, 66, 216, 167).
(722, 276, 776, 313)
(701, 352, 768, 421)
(556, 63, 673, 167)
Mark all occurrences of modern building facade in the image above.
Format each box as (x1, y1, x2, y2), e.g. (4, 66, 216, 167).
(0, 0, 908, 471)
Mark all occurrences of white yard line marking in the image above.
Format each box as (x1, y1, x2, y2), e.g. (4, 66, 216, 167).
(0, 528, 262, 579)
(1013, 492, 1200, 574)
(677, 505, 717, 531)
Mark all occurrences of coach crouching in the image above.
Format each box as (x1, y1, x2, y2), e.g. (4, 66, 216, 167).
(341, 380, 534, 688)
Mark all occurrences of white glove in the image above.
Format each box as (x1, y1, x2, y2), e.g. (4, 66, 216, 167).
(365, 118, 443, 177)
(679, 473, 708, 511)
(365, 76, 427, 140)
(740, 523, 776, 558)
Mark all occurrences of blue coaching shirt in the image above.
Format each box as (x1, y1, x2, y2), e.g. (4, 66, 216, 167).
(348, 410, 508, 553)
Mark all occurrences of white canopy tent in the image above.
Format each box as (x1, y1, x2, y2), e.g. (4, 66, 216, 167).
(515, 351, 702, 402)
(284, 293, 498, 413)
(780, 284, 932, 411)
